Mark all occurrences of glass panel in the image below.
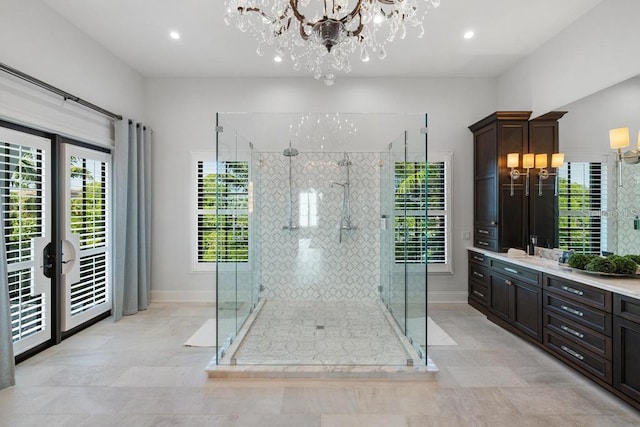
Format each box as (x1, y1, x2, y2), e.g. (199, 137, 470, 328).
(405, 119, 427, 360)
(215, 127, 255, 363)
(215, 112, 427, 367)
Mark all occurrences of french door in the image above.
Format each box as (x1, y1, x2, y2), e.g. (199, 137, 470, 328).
(1, 127, 52, 355)
(60, 143, 111, 331)
(1, 124, 112, 357)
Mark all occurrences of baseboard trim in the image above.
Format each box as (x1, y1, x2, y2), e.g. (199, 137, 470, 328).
(427, 291, 468, 303)
(151, 290, 215, 303)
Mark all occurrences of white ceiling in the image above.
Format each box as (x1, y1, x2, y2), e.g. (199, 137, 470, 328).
(42, 0, 603, 79)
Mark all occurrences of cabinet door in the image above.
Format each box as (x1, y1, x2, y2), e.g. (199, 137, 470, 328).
(513, 281, 542, 341)
(489, 273, 511, 322)
(474, 125, 497, 227)
(613, 316, 640, 402)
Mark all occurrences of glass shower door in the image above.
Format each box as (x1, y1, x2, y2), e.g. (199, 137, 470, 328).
(215, 125, 258, 363)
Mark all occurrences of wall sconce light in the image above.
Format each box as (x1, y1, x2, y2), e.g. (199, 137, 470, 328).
(507, 152, 564, 196)
(609, 127, 640, 187)
(508, 153, 534, 196)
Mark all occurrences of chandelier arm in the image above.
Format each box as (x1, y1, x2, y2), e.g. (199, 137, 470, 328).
(342, 0, 365, 22)
(345, 13, 365, 37)
(289, 0, 308, 25)
(239, 7, 276, 24)
(299, 21, 312, 41)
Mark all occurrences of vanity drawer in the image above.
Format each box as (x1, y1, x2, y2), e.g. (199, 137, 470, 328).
(475, 226, 496, 239)
(544, 292, 612, 337)
(543, 274, 611, 312)
(469, 281, 489, 306)
(468, 251, 491, 267)
(614, 294, 640, 323)
(469, 264, 489, 286)
(491, 259, 541, 286)
(545, 329, 612, 385)
(474, 237, 497, 252)
(544, 310, 612, 360)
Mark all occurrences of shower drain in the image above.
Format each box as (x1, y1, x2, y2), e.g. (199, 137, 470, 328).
(316, 325, 325, 330)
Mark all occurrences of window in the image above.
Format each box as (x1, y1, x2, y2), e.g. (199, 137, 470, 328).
(557, 161, 607, 255)
(394, 153, 451, 272)
(192, 152, 249, 271)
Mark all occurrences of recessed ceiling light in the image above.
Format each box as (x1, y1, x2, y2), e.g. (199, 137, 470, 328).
(169, 31, 181, 40)
(274, 54, 282, 63)
(464, 30, 474, 40)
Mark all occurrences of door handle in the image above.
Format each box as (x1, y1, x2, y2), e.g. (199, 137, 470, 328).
(32, 237, 52, 296)
(61, 234, 81, 285)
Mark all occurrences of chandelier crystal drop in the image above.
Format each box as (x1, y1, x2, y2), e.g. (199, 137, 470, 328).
(224, 0, 441, 85)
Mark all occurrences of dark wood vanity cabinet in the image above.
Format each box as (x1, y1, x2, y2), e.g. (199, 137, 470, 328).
(488, 259, 542, 342)
(467, 250, 640, 410)
(469, 111, 566, 253)
(469, 112, 531, 252)
(542, 274, 613, 384)
(613, 294, 640, 402)
(467, 250, 542, 341)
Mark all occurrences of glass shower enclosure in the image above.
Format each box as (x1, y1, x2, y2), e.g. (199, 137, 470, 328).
(213, 112, 427, 366)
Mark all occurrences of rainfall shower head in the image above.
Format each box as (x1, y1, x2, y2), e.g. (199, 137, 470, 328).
(283, 148, 299, 157)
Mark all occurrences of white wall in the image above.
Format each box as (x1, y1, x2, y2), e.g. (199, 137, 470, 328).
(144, 77, 497, 302)
(498, 0, 640, 117)
(0, 0, 145, 127)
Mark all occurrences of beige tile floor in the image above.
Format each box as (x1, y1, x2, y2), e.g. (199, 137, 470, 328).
(1, 302, 640, 426)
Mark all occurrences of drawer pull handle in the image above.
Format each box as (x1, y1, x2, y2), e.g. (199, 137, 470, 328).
(473, 290, 485, 298)
(478, 229, 489, 235)
(478, 241, 489, 247)
(473, 271, 484, 278)
(560, 325, 585, 339)
(561, 285, 584, 296)
(504, 267, 519, 274)
(505, 279, 513, 286)
(561, 345, 584, 361)
(473, 256, 484, 262)
(560, 305, 584, 317)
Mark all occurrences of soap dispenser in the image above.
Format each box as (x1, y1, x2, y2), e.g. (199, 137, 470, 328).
(528, 235, 537, 256)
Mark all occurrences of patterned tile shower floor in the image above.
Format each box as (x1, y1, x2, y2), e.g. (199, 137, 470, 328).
(230, 300, 415, 366)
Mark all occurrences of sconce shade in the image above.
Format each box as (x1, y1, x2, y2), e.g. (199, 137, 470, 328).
(522, 153, 535, 169)
(610, 127, 630, 149)
(535, 153, 548, 168)
(507, 153, 519, 168)
(551, 152, 565, 168)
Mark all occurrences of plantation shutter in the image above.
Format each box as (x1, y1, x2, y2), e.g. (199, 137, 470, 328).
(557, 162, 607, 255)
(426, 161, 446, 264)
(196, 159, 249, 264)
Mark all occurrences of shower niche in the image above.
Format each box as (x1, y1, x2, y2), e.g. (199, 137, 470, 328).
(211, 112, 428, 374)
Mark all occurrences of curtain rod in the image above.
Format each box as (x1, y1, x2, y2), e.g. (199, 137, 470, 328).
(0, 61, 123, 121)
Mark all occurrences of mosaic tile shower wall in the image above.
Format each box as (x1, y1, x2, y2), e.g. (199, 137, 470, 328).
(257, 151, 382, 301)
(614, 164, 640, 255)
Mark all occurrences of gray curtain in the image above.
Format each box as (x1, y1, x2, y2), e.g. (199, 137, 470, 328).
(114, 119, 152, 321)
(1, 198, 15, 390)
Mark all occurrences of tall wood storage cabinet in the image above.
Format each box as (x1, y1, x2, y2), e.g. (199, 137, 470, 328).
(469, 112, 531, 252)
(469, 111, 566, 253)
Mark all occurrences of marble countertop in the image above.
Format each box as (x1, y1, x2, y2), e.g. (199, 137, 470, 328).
(468, 247, 640, 300)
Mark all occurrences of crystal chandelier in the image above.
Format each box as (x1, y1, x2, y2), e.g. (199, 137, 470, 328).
(224, 0, 441, 86)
